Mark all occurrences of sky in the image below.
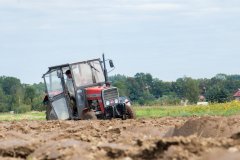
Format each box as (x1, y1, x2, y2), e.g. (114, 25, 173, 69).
(0, 0, 240, 84)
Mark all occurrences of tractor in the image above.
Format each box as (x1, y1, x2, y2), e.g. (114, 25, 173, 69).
(42, 54, 135, 120)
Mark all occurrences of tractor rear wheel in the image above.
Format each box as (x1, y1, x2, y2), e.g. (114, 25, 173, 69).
(126, 105, 136, 119)
(46, 104, 58, 120)
(82, 110, 97, 120)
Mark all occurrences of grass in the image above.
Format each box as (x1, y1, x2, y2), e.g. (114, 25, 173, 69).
(1, 101, 240, 121)
(0, 111, 45, 121)
(135, 101, 240, 118)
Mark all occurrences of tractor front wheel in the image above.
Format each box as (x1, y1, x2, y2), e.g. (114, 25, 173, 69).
(126, 105, 136, 119)
(82, 110, 97, 120)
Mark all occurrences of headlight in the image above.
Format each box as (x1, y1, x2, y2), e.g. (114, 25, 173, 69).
(106, 101, 110, 106)
(114, 99, 119, 104)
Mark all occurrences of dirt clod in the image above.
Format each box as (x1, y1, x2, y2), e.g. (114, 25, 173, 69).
(1, 116, 240, 159)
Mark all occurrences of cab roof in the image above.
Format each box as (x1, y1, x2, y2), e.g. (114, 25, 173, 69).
(42, 58, 101, 77)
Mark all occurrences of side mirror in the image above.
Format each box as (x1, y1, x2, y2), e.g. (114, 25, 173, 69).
(57, 70, 63, 78)
(109, 60, 114, 68)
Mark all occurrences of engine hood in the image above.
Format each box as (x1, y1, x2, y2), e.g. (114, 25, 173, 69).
(85, 86, 107, 95)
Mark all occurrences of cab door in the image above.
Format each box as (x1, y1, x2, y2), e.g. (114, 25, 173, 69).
(43, 69, 71, 120)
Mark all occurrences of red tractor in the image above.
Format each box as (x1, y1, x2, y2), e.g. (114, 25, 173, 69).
(42, 54, 135, 120)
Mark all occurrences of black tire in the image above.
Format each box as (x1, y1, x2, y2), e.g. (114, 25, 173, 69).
(82, 110, 97, 120)
(46, 105, 58, 120)
(126, 105, 136, 119)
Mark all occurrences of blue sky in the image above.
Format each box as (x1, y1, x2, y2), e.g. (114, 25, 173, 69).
(0, 0, 240, 84)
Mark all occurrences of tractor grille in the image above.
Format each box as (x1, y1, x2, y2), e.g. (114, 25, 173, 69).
(102, 88, 119, 105)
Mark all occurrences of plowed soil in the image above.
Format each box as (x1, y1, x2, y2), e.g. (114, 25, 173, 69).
(1, 116, 240, 160)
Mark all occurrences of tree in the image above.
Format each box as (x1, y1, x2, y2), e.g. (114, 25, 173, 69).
(1, 77, 21, 95)
(206, 86, 229, 103)
(133, 73, 155, 104)
(184, 77, 200, 103)
(126, 77, 142, 101)
(0, 77, 24, 111)
(151, 79, 172, 98)
(24, 86, 36, 110)
(109, 74, 129, 96)
(172, 77, 199, 103)
(0, 88, 8, 112)
(172, 78, 185, 99)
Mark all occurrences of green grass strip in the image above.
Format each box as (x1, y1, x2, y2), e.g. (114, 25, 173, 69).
(134, 101, 240, 118)
(1, 101, 240, 121)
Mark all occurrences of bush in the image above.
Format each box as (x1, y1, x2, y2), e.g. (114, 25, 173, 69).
(13, 104, 31, 113)
(0, 103, 10, 112)
(32, 102, 45, 111)
(134, 95, 181, 106)
(155, 95, 181, 106)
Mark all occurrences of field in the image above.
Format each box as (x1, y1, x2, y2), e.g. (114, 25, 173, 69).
(1, 102, 240, 159)
(1, 101, 240, 121)
(136, 101, 240, 118)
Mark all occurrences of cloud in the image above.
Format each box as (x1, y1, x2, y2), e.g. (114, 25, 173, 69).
(0, 1, 185, 15)
(1, 0, 240, 84)
(1, 0, 240, 31)
(132, 3, 184, 12)
(0, 0, 238, 20)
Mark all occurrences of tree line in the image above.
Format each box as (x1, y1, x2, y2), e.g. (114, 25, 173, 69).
(0, 73, 240, 113)
(0, 76, 45, 113)
(110, 73, 240, 105)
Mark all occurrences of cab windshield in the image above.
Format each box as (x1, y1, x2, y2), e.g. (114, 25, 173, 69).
(71, 60, 105, 87)
(44, 70, 64, 98)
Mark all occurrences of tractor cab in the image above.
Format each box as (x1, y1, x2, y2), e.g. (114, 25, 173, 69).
(42, 55, 135, 120)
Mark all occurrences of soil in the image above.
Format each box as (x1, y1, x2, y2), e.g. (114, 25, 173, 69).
(1, 116, 240, 160)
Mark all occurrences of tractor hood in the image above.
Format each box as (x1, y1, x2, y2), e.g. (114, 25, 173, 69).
(85, 86, 108, 95)
(85, 86, 119, 102)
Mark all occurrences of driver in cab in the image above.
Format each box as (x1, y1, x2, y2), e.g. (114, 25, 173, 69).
(65, 70, 78, 116)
